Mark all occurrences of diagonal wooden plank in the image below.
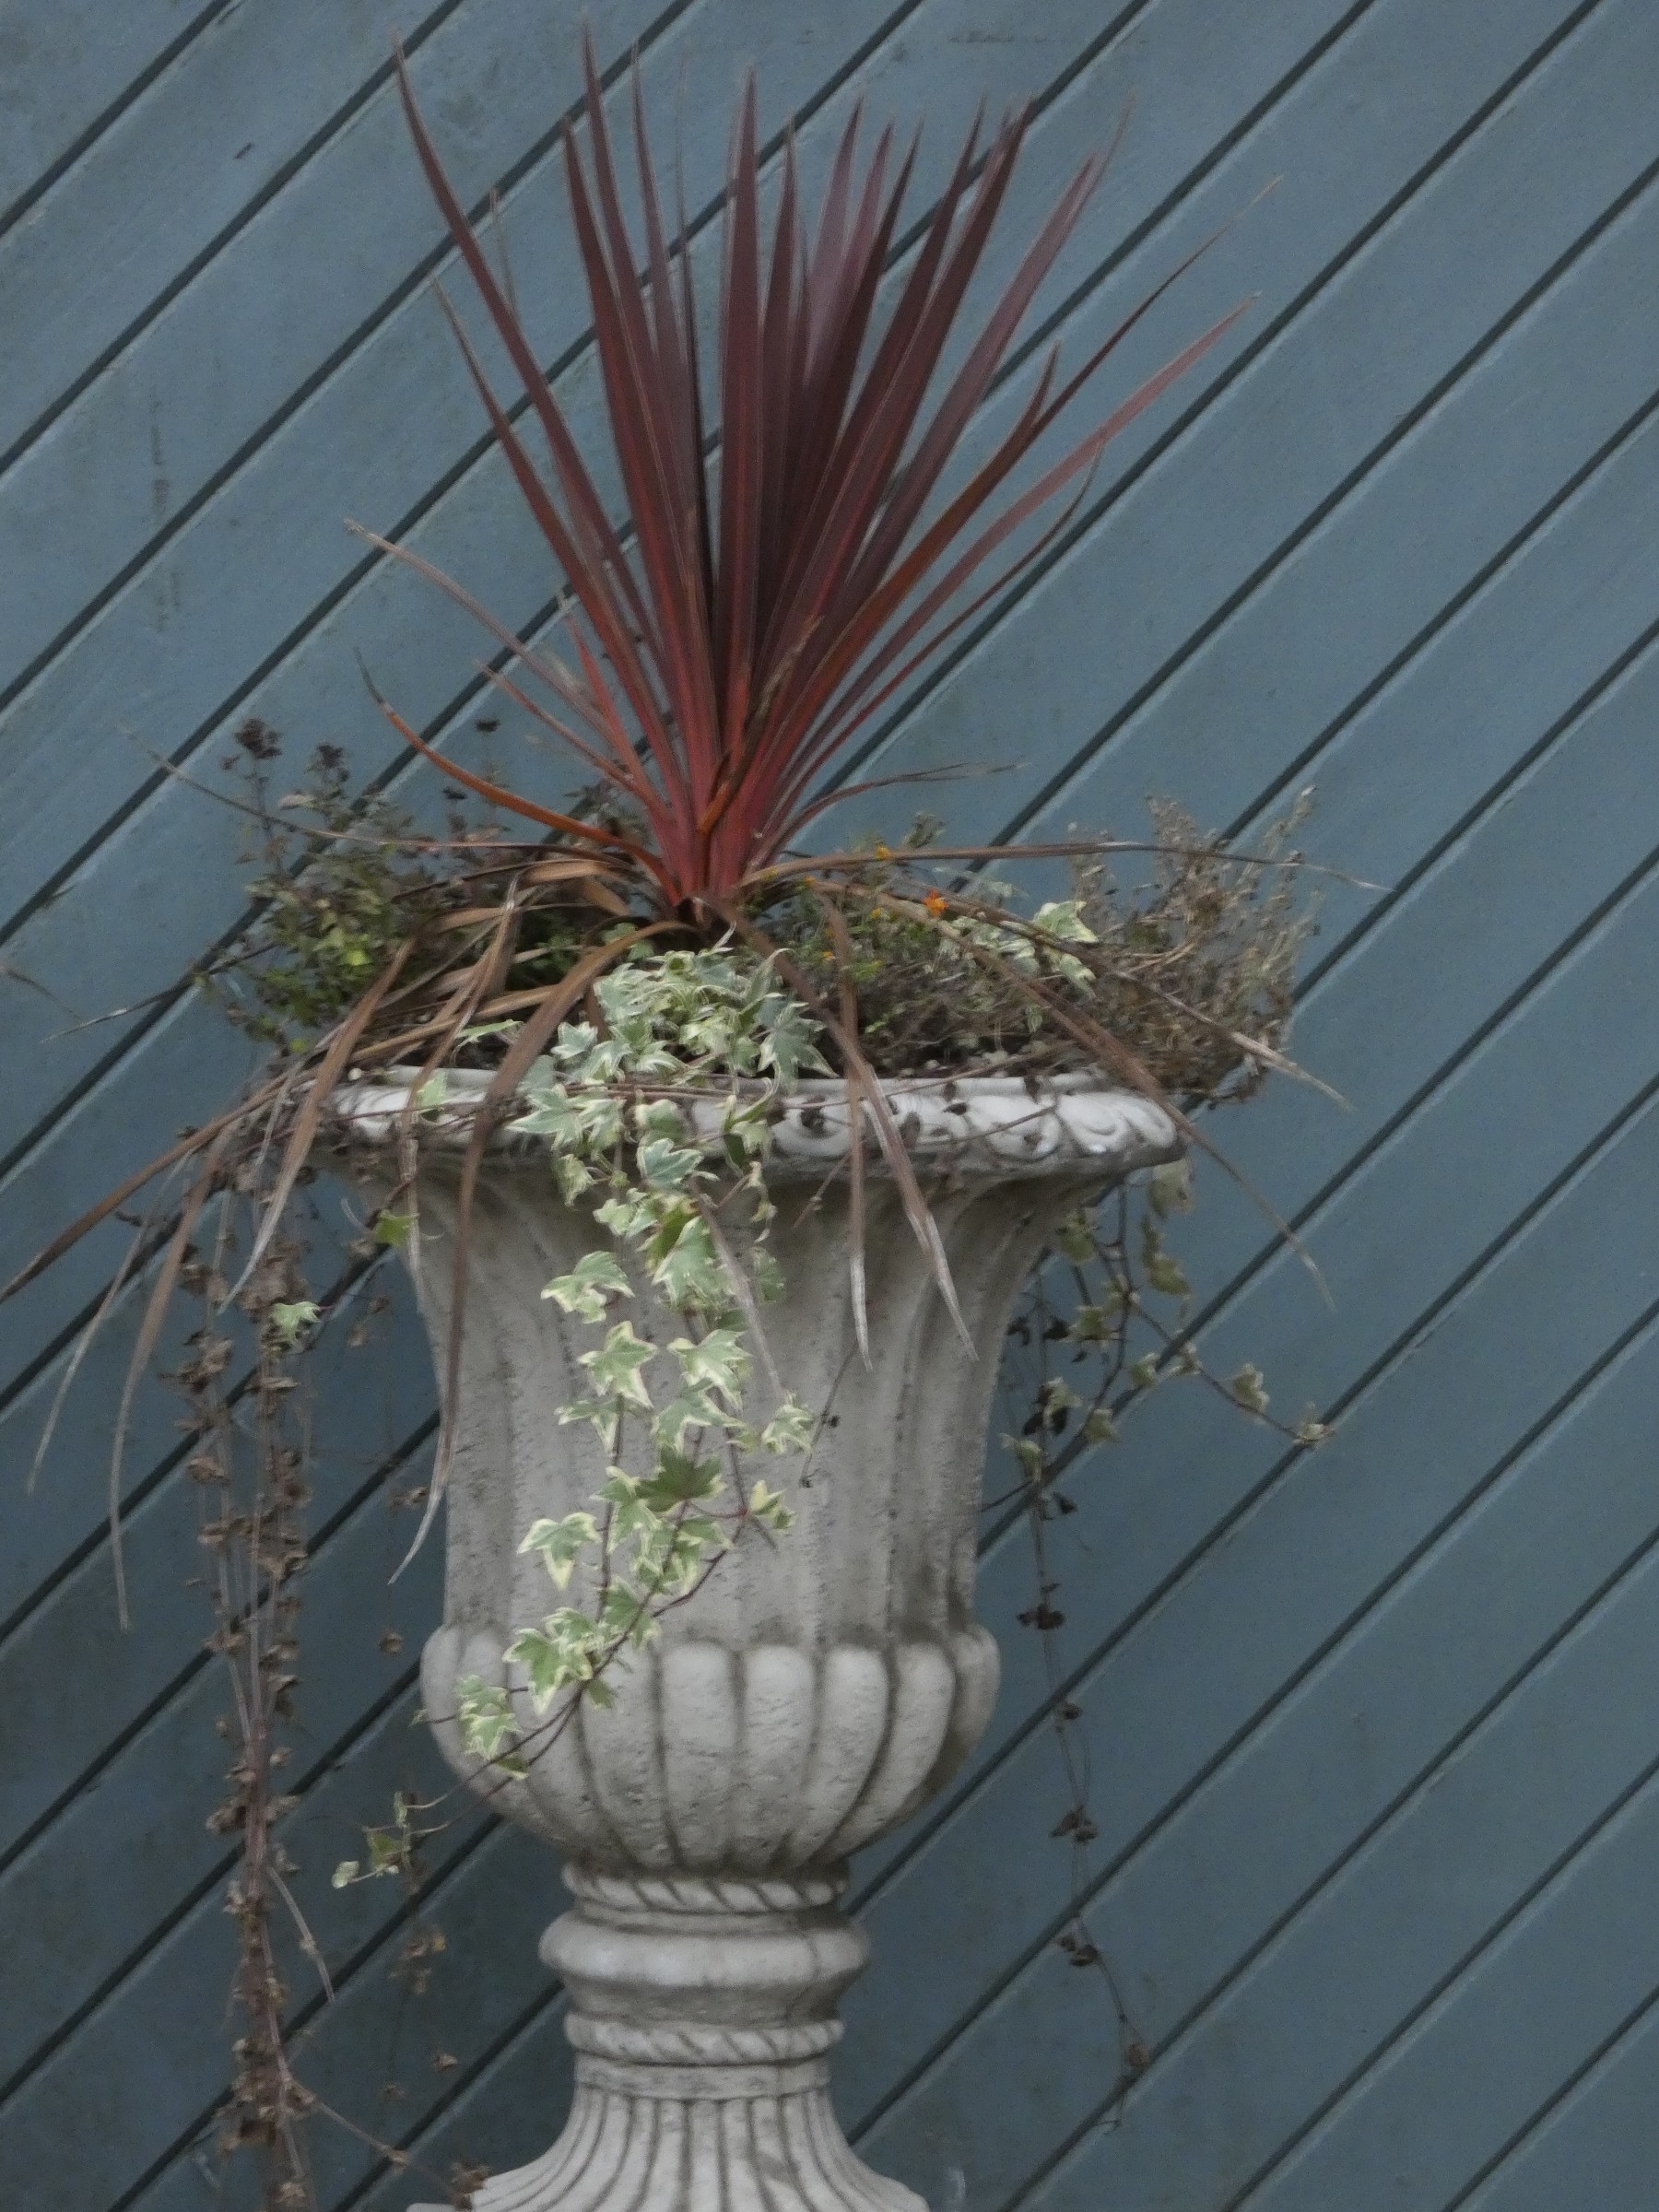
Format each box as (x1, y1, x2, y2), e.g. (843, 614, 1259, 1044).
(847, 1094, 1659, 2175)
(0, 1188, 385, 1638)
(1454, 1981, 1659, 2212)
(0, 1449, 441, 2100)
(1239, 1637, 1659, 2208)
(0, 0, 231, 233)
(851, 544, 1659, 1931)
(0, 1254, 433, 1863)
(830, 710, 1659, 2172)
(0, 0, 932, 894)
(345, 1994, 571, 2212)
(830, 0, 1647, 855)
(0, 1672, 495, 2212)
(864, 1229, 1659, 2209)
(0, 0, 463, 472)
(119, 1818, 561, 2212)
(1018, 93, 1659, 888)
(1021, 1575, 1659, 2212)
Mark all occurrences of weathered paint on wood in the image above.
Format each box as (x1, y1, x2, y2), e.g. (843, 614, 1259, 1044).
(3, 4, 1657, 2207)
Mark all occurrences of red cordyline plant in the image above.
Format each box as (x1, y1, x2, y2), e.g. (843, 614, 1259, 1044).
(364, 33, 1250, 914)
(1, 36, 1296, 1525)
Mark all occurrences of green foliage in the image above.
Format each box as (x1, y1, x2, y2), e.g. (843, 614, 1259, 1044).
(779, 799, 1313, 1093)
(265, 1300, 320, 1347)
(449, 945, 827, 1769)
(217, 738, 453, 1051)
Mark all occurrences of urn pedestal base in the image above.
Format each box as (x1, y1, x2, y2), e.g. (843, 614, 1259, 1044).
(415, 1867, 920, 2212)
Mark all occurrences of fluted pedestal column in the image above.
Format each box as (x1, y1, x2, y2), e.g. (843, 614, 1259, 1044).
(337, 1075, 1180, 2212)
(449, 1867, 916, 2212)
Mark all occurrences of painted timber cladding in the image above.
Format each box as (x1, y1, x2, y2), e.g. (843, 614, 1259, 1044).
(1, 0, 1656, 2204)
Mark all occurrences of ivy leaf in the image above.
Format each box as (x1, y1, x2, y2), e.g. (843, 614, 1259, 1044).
(558, 1395, 621, 1451)
(550, 1019, 599, 1065)
(642, 1445, 724, 1507)
(597, 1583, 646, 1642)
(581, 1321, 657, 1409)
(1147, 1159, 1194, 1217)
(599, 1468, 662, 1545)
(759, 1001, 829, 1085)
(456, 1674, 520, 1762)
(366, 1823, 410, 1876)
(638, 1135, 701, 1190)
(1138, 1215, 1190, 1299)
(635, 1098, 688, 1141)
(650, 1212, 723, 1307)
(512, 1081, 582, 1146)
(1230, 1361, 1271, 1415)
(758, 1396, 816, 1455)
(748, 1478, 795, 1533)
(594, 1190, 656, 1241)
(677, 1512, 729, 1555)
(518, 1511, 600, 1589)
(652, 1388, 728, 1449)
(671, 1326, 749, 1407)
(268, 1300, 320, 1347)
(543, 1249, 632, 1322)
(372, 1209, 416, 1250)
(552, 1152, 595, 1205)
(1031, 899, 1099, 945)
(1052, 1211, 1096, 1265)
(575, 1091, 626, 1151)
(507, 1608, 599, 1712)
(721, 1098, 772, 1163)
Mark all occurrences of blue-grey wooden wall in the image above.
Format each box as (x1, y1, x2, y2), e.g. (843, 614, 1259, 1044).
(4, 2, 1658, 2206)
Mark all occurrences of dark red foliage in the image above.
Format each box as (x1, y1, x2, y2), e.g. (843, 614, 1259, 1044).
(384, 34, 1248, 911)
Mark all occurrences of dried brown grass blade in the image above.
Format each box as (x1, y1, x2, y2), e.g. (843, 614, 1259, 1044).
(110, 1127, 235, 1626)
(29, 1207, 158, 1495)
(229, 939, 416, 1302)
(0, 1082, 283, 1308)
(818, 893, 872, 1366)
(398, 924, 672, 1571)
(693, 1194, 782, 1396)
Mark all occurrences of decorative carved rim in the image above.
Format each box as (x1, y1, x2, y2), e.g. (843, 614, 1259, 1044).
(329, 1066, 1182, 1183)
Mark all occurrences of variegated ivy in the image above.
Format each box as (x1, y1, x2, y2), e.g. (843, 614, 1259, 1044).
(442, 945, 825, 1782)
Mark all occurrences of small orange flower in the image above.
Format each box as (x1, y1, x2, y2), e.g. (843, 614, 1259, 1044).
(924, 890, 948, 917)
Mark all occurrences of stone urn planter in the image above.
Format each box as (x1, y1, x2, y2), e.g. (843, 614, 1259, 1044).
(336, 1073, 1179, 2211)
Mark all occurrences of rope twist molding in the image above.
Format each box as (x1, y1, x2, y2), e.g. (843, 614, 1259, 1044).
(566, 2015, 844, 2064)
(562, 1865, 846, 1916)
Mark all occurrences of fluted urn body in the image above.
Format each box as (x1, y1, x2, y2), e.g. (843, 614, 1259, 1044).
(337, 1076, 1177, 2211)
